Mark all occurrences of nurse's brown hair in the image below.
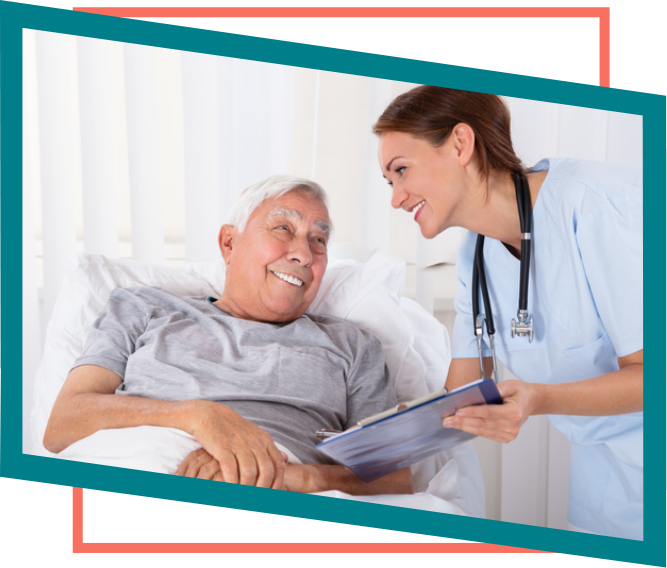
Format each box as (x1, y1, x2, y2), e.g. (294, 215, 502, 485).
(373, 86, 525, 178)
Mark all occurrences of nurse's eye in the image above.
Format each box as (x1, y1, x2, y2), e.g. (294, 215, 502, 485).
(395, 166, 407, 177)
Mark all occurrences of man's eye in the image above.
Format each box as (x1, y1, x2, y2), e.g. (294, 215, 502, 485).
(311, 237, 327, 251)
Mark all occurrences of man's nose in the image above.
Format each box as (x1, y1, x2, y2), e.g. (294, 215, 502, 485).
(390, 184, 409, 210)
(287, 235, 313, 266)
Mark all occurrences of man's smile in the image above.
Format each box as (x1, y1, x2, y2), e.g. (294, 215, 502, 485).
(271, 270, 304, 287)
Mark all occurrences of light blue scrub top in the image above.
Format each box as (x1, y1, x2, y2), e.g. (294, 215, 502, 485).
(452, 158, 643, 540)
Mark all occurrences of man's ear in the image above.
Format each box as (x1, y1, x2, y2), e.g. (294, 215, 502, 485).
(451, 123, 476, 167)
(218, 224, 238, 265)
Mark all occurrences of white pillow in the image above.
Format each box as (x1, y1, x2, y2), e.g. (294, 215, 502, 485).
(30, 251, 435, 455)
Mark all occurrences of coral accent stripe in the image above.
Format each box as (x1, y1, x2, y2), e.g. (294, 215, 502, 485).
(71, 7, 610, 87)
(0, 530, 540, 554)
(72, 7, 604, 17)
(72, 487, 83, 531)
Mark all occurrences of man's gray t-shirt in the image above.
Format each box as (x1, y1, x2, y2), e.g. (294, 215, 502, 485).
(74, 286, 396, 465)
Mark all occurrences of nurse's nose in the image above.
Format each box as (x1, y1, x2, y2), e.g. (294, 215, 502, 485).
(390, 184, 409, 210)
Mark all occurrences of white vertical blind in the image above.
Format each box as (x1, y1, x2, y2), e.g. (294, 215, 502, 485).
(124, 43, 165, 264)
(311, 70, 321, 180)
(216, 57, 238, 221)
(607, 111, 643, 168)
(359, 78, 392, 261)
(35, 32, 79, 325)
(182, 52, 221, 263)
(266, 64, 296, 176)
(500, 413, 550, 526)
(22, 30, 43, 453)
(546, 424, 572, 530)
(558, 103, 609, 162)
(77, 36, 120, 257)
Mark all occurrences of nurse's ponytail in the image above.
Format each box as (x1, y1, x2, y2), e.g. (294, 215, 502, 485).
(373, 86, 525, 179)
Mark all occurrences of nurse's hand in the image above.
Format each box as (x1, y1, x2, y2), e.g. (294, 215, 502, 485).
(442, 380, 538, 443)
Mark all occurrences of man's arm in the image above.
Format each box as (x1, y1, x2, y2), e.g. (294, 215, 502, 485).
(282, 463, 413, 495)
(44, 364, 286, 489)
(176, 449, 413, 495)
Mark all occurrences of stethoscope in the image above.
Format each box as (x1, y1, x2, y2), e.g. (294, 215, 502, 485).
(473, 171, 534, 384)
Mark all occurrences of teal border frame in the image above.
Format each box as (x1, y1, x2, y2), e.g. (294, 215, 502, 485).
(1, 1, 664, 564)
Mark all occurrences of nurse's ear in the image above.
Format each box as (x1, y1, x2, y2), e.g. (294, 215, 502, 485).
(451, 123, 476, 167)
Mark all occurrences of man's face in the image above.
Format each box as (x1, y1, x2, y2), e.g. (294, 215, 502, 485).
(217, 190, 331, 323)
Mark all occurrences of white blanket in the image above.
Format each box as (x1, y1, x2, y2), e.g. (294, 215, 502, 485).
(56, 425, 483, 516)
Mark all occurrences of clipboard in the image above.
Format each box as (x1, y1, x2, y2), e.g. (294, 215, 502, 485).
(316, 378, 502, 482)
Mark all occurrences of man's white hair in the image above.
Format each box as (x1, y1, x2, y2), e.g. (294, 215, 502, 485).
(227, 175, 330, 233)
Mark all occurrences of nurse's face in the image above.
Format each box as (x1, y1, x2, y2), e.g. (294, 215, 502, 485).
(378, 130, 469, 239)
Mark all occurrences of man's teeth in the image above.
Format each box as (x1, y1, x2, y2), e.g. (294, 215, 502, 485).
(273, 271, 303, 287)
(414, 201, 425, 213)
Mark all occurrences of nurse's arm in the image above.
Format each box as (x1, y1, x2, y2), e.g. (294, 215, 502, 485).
(445, 357, 495, 391)
(442, 350, 642, 443)
(532, 349, 643, 416)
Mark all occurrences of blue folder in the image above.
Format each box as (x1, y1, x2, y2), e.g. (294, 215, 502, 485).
(316, 378, 502, 482)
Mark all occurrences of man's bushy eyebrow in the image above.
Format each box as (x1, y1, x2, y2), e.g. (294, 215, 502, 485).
(315, 220, 331, 238)
(267, 208, 302, 222)
(267, 208, 331, 238)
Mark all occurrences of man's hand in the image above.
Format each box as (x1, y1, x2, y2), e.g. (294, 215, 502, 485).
(282, 463, 413, 495)
(45, 366, 287, 489)
(176, 448, 413, 495)
(184, 401, 287, 489)
(176, 445, 290, 484)
(176, 448, 224, 481)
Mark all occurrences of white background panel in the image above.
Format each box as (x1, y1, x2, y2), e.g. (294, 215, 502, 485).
(609, 38, 667, 90)
(55, 485, 74, 531)
(83, 489, 460, 543)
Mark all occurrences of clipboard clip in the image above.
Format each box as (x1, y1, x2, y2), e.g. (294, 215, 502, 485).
(315, 429, 343, 440)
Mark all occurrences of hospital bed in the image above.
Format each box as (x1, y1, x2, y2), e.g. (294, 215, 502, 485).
(30, 251, 485, 517)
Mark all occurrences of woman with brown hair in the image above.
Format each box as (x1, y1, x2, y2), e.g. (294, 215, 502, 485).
(374, 86, 643, 540)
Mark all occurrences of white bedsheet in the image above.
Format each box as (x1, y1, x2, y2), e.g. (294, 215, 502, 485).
(55, 425, 482, 517)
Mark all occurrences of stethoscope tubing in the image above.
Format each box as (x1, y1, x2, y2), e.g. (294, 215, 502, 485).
(472, 171, 533, 381)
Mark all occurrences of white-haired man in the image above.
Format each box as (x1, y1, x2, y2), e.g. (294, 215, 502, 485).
(44, 176, 413, 495)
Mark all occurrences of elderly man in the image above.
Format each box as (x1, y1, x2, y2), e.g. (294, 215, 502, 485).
(44, 176, 412, 495)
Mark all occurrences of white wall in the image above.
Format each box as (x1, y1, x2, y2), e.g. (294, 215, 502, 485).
(22, 30, 643, 528)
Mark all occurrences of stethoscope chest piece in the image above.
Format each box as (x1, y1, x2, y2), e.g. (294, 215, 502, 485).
(511, 310, 533, 342)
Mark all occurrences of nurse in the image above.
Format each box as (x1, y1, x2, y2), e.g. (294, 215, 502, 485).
(374, 86, 643, 540)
